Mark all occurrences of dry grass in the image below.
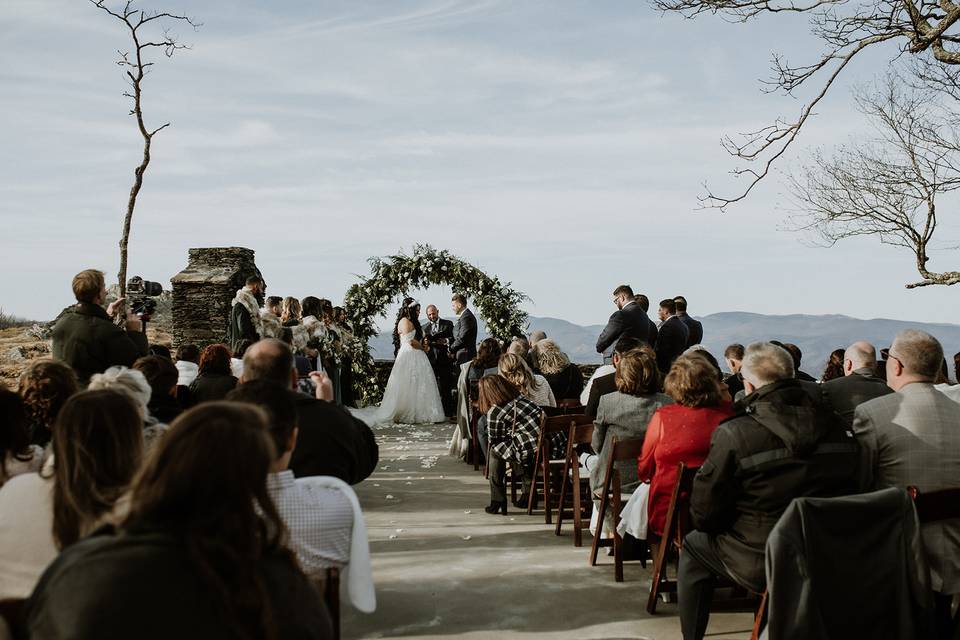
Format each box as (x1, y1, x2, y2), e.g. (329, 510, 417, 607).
(0, 308, 36, 331)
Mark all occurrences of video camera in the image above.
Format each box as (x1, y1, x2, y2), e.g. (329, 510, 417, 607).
(126, 276, 163, 319)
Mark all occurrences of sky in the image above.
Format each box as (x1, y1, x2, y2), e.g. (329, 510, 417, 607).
(3, 0, 959, 327)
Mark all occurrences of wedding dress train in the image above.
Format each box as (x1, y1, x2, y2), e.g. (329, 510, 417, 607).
(351, 330, 446, 426)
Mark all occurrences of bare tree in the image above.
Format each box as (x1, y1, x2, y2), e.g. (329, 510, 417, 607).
(91, 1, 198, 298)
(789, 78, 960, 287)
(656, 0, 960, 209)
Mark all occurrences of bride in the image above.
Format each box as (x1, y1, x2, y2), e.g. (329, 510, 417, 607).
(352, 303, 446, 426)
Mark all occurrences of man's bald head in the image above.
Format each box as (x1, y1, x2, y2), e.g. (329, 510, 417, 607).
(242, 339, 295, 386)
(844, 341, 876, 374)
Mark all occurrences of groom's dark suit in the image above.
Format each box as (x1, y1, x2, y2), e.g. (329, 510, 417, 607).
(596, 301, 653, 364)
(450, 308, 478, 365)
(424, 318, 456, 416)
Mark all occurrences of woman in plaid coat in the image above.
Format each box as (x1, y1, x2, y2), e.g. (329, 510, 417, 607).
(477, 375, 543, 515)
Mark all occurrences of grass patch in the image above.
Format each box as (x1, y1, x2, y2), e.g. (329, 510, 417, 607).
(0, 308, 36, 330)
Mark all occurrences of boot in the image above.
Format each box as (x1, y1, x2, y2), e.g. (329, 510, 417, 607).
(485, 501, 507, 515)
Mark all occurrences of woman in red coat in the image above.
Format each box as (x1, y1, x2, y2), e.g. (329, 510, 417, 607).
(638, 353, 734, 539)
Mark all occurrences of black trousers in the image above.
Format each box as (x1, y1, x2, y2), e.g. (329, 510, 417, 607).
(678, 530, 741, 640)
(488, 453, 532, 504)
(432, 362, 455, 416)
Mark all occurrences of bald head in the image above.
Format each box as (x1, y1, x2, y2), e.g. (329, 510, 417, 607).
(242, 339, 295, 386)
(844, 341, 876, 374)
(426, 305, 439, 322)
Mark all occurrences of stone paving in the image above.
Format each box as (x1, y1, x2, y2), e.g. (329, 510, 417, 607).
(342, 422, 755, 640)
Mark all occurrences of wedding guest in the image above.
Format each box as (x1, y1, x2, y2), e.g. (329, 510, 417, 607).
(0, 389, 143, 600)
(468, 338, 502, 388)
(133, 355, 182, 424)
(584, 335, 644, 417)
(174, 343, 199, 388)
(589, 347, 670, 515)
(774, 341, 816, 382)
(596, 285, 652, 365)
(265, 295, 283, 318)
(498, 353, 556, 408)
(722, 343, 745, 398)
(333, 309, 356, 408)
(478, 375, 543, 515)
(673, 296, 703, 347)
(188, 344, 238, 405)
(508, 336, 530, 359)
(51, 268, 149, 385)
(822, 341, 892, 427)
(529, 330, 547, 348)
(227, 275, 265, 351)
(281, 296, 302, 327)
(319, 298, 344, 405)
(87, 366, 168, 451)
(531, 339, 584, 401)
(655, 299, 689, 373)
(637, 355, 733, 548)
(18, 359, 78, 448)
(26, 402, 334, 640)
(821, 348, 846, 382)
(0, 390, 43, 488)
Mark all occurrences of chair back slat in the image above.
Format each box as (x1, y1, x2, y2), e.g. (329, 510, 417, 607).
(569, 421, 594, 446)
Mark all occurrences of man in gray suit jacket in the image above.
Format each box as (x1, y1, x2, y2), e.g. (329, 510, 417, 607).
(853, 330, 960, 602)
(822, 341, 893, 427)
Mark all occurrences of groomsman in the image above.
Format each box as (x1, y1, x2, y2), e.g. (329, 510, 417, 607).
(424, 304, 456, 416)
(596, 284, 651, 364)
(673, 295, 703, 347)
(449, 294, 478, 365)
(655, 298, 689, 372)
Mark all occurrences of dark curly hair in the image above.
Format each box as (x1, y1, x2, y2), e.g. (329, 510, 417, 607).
(18, 359, 79, 446)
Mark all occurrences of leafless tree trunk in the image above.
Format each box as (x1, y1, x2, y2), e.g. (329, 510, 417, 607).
(91, 1, 198, 299)
(788, 77, 960, 288)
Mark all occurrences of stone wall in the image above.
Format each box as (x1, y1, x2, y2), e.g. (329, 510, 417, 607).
(170, 247, 262, 349)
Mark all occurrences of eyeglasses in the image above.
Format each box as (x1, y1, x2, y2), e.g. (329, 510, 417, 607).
(886, 349, 903, 368)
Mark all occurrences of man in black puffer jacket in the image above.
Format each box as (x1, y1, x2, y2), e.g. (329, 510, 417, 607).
(678, 342, 871, 640)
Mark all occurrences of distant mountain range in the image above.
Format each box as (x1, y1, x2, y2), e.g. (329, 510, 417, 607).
(372, 312, 960, 377)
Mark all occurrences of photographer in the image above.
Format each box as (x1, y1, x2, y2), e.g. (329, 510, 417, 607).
(51, 269, 149, 386)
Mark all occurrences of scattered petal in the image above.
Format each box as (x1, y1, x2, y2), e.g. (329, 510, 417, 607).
(385, 494, 395, 500)
(374, 484, 381, 487)
(461, 535, 472, 541)
(388, 534, 398, 540)
(405, 482, 413, 485)
(463, 510, 472, 514)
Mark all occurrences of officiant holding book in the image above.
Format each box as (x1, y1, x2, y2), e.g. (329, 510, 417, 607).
(424, 304, 456, 416)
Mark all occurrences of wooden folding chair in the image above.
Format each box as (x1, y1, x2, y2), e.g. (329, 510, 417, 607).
(647, 462, 699, 613)
(589, 435, 647, 581)
(555, 420, 595, 546)
(527, 413, 591, 523)
(559, 398, 584, 414)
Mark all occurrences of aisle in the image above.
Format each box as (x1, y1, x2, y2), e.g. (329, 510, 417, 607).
(341, 422, 754, 640)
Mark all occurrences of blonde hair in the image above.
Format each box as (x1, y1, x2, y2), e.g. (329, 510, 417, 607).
(72, 269, 104, 304)
(280, 296, 301, 324)
(532, 339, 570, 375)
(664, 354, 725, 407)
(498, 353, 539, 397)
(615, 347, 660, 396)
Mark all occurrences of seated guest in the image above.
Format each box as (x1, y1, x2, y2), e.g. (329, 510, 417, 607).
(468, 338, 502, 387)
(679, 342, 865, 640)
(227, 381, 354, 573)
(478, 375, 543, 515)
(498, 353, 556, 408)
(655, 299, 689, 373)
(0, 390, 43, 488)
(528, 330, 547, 348)
(133, 355, 182, 424)
(187, 343, 238, 405)
(532, 339, 584, 401)
(585, 335, 643, 418)
(26, 402, 333, 639)
(0, 389, 142, 600)
(821, 341, 892, 427)
(773, 341, 816, 382)
(507, 336, 533, 370)
(589, 347, 670, 510)
(281, 296, 302, 327)
(821, 348, 845, 382)
(637, 355, 733, 547)
(854, 330, 960, 627)
(173, 343, 200, 389)
(18, 359, 78, 448)
(88, 366, 167, 450)
(722, 343, 745, 398)
(241, 339, 378, 484)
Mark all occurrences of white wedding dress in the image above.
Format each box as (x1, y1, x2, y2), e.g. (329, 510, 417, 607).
(351, 330, 446, 426)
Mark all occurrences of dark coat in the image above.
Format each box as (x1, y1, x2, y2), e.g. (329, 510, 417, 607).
(542, 364, 585, 403)
(654, 316, 689, 372)
(187, 373, 238, 406)
(596, 302, 653, 360)
(450, 309, 478, 365)
(690, 378, 867, 592)
(27, 529, 333, 640)
(821, 368, 893, 427)
(288, 389, 379, 484)
(51, 302, 149, 385)
(585, 371, 617, 418)
(147, 394, 183, 424)
(423, 318, 455, 367)
(676, 312, 703, 347)
(227, 303, 258, 352)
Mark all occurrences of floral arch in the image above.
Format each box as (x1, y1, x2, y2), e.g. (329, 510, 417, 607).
(343, 245, 529, 405)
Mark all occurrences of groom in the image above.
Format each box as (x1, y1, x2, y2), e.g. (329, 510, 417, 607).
(423, 304, 456, 416)
(449, 293, 478, 366)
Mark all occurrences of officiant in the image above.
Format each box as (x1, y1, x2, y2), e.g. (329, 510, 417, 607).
(423, 304, 456, 417)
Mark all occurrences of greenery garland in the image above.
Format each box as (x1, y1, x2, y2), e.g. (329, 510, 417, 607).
(343, 244, 528, 406)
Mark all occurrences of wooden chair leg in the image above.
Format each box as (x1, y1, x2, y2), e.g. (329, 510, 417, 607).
(470, 414, 480, 471)
(750, 590, 768, 640)
(572, 466, 584, 547)
(613, 481, 624, 582)
(527, 443, 543, 516)
(555, 453, 571, 537)
(589, 484, 610, 566)
(646, 532, 671, 614)
(543, 451, 553, 525)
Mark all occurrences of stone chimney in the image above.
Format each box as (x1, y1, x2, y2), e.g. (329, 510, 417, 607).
(170, 247, 263, 349)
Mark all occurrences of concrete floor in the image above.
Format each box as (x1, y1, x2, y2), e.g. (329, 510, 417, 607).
(342, 422, 755, 640)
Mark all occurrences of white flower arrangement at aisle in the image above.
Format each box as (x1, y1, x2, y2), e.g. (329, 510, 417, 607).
(343, 244, 529, 406)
